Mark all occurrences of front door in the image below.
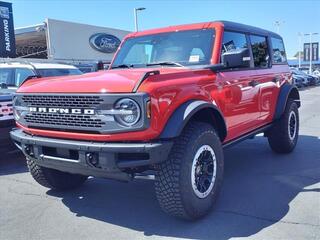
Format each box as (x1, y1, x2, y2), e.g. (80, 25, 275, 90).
(215, 31, 261, 141)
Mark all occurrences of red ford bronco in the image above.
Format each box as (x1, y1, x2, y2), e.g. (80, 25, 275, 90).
(11, 21, 300, 220)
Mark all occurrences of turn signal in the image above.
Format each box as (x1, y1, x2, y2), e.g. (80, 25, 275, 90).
(146, 100, 151, 119)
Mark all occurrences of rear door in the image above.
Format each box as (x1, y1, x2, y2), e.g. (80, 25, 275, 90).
(250, 35, 287, 123)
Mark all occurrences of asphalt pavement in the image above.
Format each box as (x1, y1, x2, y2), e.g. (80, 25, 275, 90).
(0, 86, 319, 240)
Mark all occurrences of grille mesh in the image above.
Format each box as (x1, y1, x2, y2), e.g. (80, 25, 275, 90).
(24, 113, 105, 128)
(22, 95, 103, 108)
(22, 95, 105, 129)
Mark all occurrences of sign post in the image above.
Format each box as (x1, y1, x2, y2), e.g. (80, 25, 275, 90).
(0, 1, 15, 58)
(304, 33, 319, 74)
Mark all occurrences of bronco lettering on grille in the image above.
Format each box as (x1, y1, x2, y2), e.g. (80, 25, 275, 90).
(29, 107, 95, 115)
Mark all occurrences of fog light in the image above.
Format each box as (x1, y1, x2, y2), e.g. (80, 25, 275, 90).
(24, 145, 34, 156)
(86, 152, 99, 167)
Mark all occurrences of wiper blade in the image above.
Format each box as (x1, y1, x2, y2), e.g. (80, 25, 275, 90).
(146, 61, 184, 67)
(111, 64, 133, 69)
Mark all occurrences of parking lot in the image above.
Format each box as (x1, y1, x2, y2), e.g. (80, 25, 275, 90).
(0, 86, 319, 240)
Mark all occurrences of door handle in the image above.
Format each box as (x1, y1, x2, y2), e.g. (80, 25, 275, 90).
(249, 80, 259, 87)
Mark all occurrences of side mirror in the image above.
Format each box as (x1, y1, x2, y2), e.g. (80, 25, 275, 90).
(222, 48, 250, 68)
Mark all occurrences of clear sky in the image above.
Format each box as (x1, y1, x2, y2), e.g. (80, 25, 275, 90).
(8, 0, 320, 57)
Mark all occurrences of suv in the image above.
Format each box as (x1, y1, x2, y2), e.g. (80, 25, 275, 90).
(0, 62, 83, 88)
(10, 21, 300, 220)
(0, 90, 14, 141)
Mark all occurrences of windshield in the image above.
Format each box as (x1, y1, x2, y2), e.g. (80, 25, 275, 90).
(0, 68, 15, 86)
(112, 29, 215, 68)
(37, 68, 83, 77)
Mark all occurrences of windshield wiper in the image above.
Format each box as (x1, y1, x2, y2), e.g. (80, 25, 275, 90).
(146, 61, 184, 67)
(111, 64, 134, 69)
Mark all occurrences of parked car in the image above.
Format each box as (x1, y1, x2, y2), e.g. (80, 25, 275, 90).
(292, 75, 304, 88)
(0, 62, 83, 88)
(291, 69, 313, 86)
(313, 70, 320, 76)
(0, 91, 14, 143)
(11, 21, 300, 220)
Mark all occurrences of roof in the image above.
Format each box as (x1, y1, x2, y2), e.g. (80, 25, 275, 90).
(127, 20, 282, 39)
(0, 62, 77, 69)
(220, 21, 282, 39)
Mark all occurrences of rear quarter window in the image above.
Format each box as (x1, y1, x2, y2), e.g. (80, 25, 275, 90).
(271, 37, 287, 64)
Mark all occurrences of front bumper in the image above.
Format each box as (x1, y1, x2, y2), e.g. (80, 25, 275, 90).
(10, 128, 173, 181)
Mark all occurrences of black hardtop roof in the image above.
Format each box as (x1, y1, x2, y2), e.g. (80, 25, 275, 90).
(218, 20, 282, 39)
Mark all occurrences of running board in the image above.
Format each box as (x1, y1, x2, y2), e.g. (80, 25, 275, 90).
(222, 124, 273, 149)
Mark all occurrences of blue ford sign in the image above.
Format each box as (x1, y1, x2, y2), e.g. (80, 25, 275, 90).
(89, 33, 121, 53)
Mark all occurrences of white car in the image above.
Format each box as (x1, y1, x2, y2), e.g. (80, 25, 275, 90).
(0, 62, 82, 88)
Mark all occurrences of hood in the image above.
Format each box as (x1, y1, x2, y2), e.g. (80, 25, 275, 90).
(17, 68, 188, 94)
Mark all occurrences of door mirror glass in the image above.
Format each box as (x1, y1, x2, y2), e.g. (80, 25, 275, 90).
(221, 48, 250, 68)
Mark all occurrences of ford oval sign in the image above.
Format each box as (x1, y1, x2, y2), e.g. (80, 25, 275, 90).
(89, 33, 121, 53)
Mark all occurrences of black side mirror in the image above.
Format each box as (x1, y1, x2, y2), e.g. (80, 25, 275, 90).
(222, 48, 250, 68)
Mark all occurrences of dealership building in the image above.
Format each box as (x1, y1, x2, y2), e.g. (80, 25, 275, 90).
(12, 18, 130, 70)
(0, 0, 130, 71)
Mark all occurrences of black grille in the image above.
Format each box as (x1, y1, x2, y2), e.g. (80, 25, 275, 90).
(22, 95, 103, 108)
(24, 113, 105, 128)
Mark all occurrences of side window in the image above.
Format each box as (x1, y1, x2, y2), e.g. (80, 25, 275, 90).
(221, 31, 248, 54)
(250, 35, 269, 68)
(271, 37, 287, 64)
(15, 68, 34, 86)
(221, 31, 250, 69)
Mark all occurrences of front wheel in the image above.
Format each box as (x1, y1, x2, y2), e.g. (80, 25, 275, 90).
(267, 99, 299, 153)
(155, 122, 224, 220)
(27, 158, 88, 190)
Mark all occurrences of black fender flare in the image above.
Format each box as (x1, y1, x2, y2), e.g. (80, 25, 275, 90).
(274, 83, 300, 120)
(159, 100, 227, 141)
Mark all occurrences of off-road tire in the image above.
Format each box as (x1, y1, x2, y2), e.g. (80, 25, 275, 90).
(155, 122, 224, 220)
(267, 99, 299, 153)
(27, 157, 87, 190)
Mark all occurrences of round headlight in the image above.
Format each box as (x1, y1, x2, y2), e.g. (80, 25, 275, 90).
(114, 98, 141, 126)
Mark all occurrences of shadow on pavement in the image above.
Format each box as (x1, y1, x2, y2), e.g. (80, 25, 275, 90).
(0, 140, 27, 176)
(47, 135, 320, 240)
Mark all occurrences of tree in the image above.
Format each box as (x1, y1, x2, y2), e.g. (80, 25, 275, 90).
(294, 51, 304, 59)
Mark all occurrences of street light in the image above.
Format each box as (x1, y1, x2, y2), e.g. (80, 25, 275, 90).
(304, 32, 319, 74)
(274, 20, 285, 34)
(134, 7, 146, 32)
(298, 32, 303, 69)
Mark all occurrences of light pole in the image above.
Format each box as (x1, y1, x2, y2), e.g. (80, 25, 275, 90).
(134, 7, 146, 32)
(298, 32, 302, 69)
(274, 20, 285, 34)
(304, 32, 319, 74)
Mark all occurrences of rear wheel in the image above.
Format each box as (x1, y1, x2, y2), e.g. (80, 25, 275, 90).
(27, 158, 87, 190)
(267, 99, 299, 153)
(155, 122, 224, 220)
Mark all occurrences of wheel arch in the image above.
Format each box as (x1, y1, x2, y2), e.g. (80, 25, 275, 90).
(159, 100, 227, 141)
(274, 83, 301, 120)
